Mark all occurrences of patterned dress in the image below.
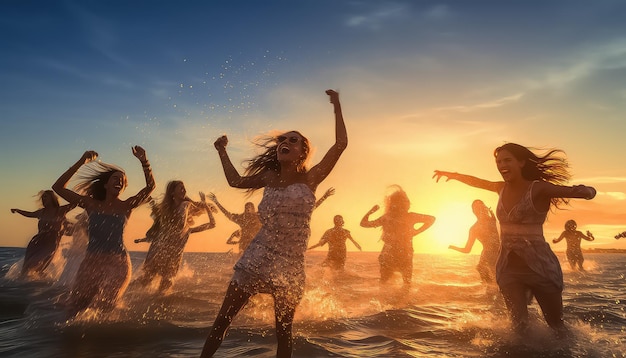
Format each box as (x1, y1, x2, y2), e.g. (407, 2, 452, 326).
(495, 181, 563, 291)
(232, 183, 315, 306)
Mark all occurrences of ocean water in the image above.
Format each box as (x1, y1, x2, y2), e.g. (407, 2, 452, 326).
(0, 246, 624, 358)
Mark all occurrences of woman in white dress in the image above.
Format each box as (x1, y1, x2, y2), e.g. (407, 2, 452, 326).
(201, 89, 347, 358)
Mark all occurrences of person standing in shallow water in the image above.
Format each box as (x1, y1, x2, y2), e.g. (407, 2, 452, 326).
(201, 89, 347, 358)
(448, 199, 500, 284)
(134, 181, 216, 292)
(552, 219, 594, 271)
(52, 147, 155, 317)
(207, 192, 261, 255)
(360, 185, 436, 287)
(11, 190, 76, 279)
(433, 142, 596, 338)
(308, 214, 362, 270)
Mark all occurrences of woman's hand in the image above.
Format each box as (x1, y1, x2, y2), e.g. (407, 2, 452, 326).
(326, 89, 339, 105)
(214, 135, 228, 151)
(132, 146, 147, 162)
(368, 205, 380, 214)
(432, 170, 454, 183)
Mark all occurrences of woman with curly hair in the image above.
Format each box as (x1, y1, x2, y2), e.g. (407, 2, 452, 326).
(360, 185, 435, 287)
(433, 142, 596, 338)
(201, 89, 347, 358)
(52, 146, 155, 317)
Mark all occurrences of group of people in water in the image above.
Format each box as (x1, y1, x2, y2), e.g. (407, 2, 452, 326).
(9, 88, 623, 357)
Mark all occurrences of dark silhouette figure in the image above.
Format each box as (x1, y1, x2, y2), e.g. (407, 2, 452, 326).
(308, 215, 362, 270)
(360, 185, 435, 287)
(615, 231, 626, 240)
(11, 190, 76, 279)
(433, 142, 596, 339)
(448, 200, 500, 284)
(201, 89, 347, 358)
(552, 219, 594, 271)
(208, 193, 261, 255)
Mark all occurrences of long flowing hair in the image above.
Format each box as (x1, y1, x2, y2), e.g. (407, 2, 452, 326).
(384, 185, 410, 215)
(36, 190, 60, 208)
(242, 130, 311, 194)
(72, 161, 127, 201)
(494, 142, 571, 208)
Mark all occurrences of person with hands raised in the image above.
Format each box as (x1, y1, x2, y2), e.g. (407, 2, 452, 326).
(360, 185, 435, 287)
(552, 219, 595, 271)
(52, 146, 155, 317)
(433, 142, 596, 339)
(201, 89, 347, 358)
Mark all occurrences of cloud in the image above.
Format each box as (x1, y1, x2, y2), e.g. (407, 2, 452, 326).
(346, 3, 410, 30)
(598, 191, 626, 201)
(433, 93, 525, 113)
(576, 176, 626, 184)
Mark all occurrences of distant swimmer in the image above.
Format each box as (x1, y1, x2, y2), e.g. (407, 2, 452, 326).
(309, 214, 362, 270)
(11, 190, 76, 279)
(448, 200, 500, 284)
(360, 185, 435, 287)
(615, 231, 626, 240)
(552, 219, 594, 271)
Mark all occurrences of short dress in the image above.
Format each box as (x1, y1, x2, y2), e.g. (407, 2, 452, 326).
(23, 216, 65, 273)
(495, 181, 563, 291)
(232, 183, 315, 306)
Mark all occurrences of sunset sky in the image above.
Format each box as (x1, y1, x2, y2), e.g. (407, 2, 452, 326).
(2, 1, 626, 255)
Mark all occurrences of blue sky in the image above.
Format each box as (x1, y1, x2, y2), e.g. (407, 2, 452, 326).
(2, 1, 626, 252)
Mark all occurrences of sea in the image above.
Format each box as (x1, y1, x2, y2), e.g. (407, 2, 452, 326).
(0, 245, 624, 358)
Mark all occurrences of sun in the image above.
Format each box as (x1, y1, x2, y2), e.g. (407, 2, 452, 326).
(419, 200, 479, 255)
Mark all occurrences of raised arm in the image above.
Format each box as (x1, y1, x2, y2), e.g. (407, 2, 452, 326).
(10, 208, 40, 218)
(207, 192, 237, 221)
(226, 230, 241, 245)
(582, 230, 595, 242)
(189, 192, 217, 234)
(314, 187, 335, 209)
(126, 146, 156, 208)
(214, 135, 265, 189)
(432, 171, 502, 193)
(52, 151, 99, 208)
(360, 205, 382, 228)
(307, 90, 348, 187)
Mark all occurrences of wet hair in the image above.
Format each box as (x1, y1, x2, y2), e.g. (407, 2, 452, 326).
(242, 130, 311, 194)
(494, 143, 571, 208)
(565, 219, 577, 231)
(384, 185, 410, 214)
(37, 190, 60, 208)
(161, 180, 185, 220)
(73, 161, 127, 201)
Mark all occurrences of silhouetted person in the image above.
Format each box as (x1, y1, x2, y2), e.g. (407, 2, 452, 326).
(552, 219, 594, 271)
(309, 214, 362, 270)
(134, 182, 216, 292)
(11, 190, 76, 279)
(208, 193, 261, 255)
(615, 231, 626, 240)
(448, 199, 500, 284)
(360, 185, 435, 287)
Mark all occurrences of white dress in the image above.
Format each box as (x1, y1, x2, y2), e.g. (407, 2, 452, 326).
(232, 183, 315, 305)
